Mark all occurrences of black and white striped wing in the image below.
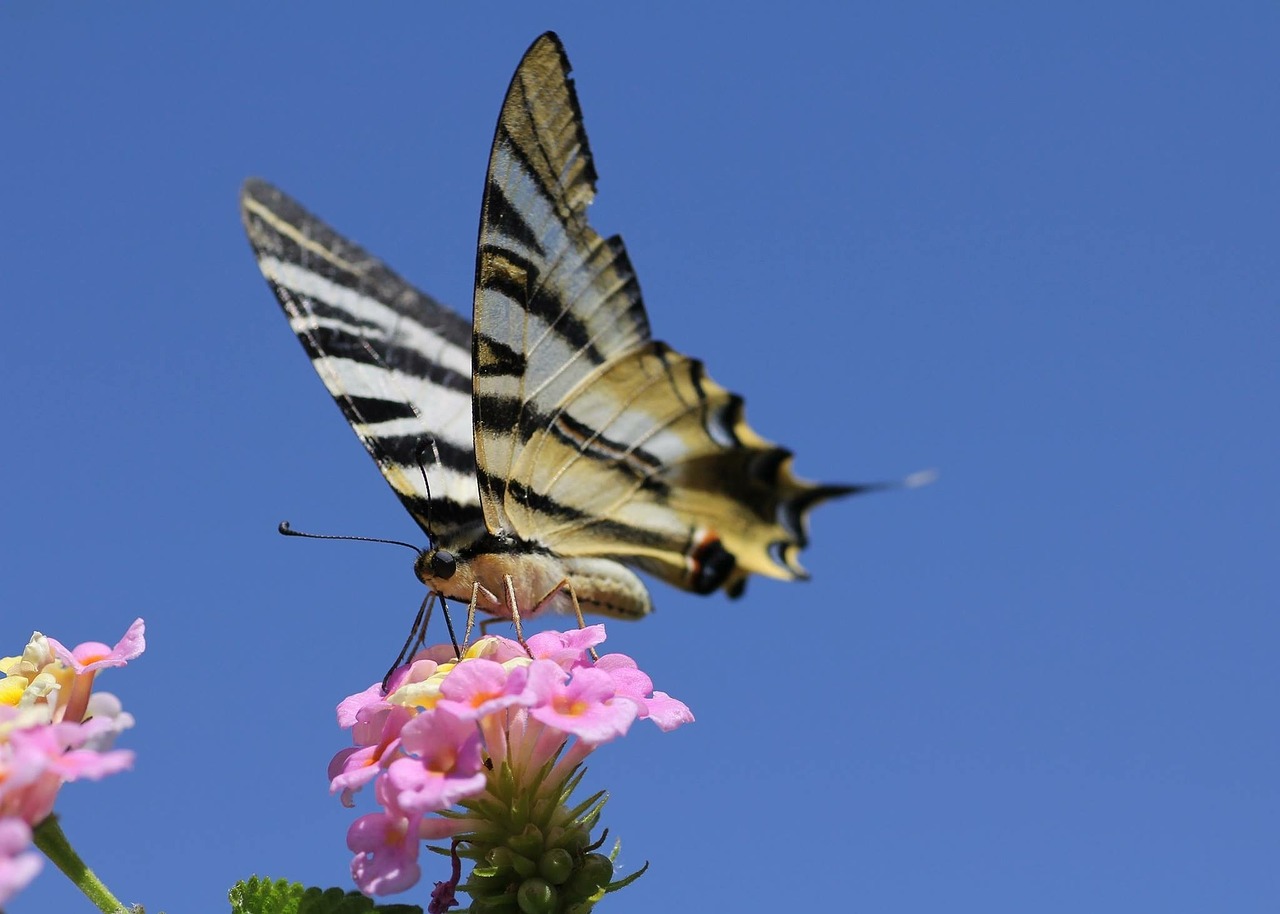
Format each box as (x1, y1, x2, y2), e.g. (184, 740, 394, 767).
(241, 179, 486, 545)
(471, 33, 651, 537)
(471, 33, 851, 597)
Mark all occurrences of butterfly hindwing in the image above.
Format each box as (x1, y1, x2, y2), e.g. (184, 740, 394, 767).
(509, 342, 854, 590)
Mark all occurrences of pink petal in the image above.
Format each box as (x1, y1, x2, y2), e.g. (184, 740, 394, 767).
(595, 656, 653, 701)
(642, 691, 695, 731)
(76, 708, 135, 752)
(384, 657, 444, 695)
(51, 748, 134, 781)
(523, 658, 569, 703)
(0, 771, 60, 826)
(347, 811, 422, 896)
(590, 653, 693, 729)
(328, 747, 361, 783)
(466, 636, 526, 663)
(528, 668, 637, 743)
(48, 619, 145, 673)
(409, 713, 483, 765)
(0, 818, 42, 907)
(352, 705, 412, 754)
(386, 757, 486, 815)
(329, 746, 388, 795)
(391, 709, 487, 813)
(526, 626, 606, 669)
(592, 652, 636, 674)
(562, 668, 619, 705)
(532, 699, 636, 744)
(337, 684, 387, 728)
(436, 659, 531, 720)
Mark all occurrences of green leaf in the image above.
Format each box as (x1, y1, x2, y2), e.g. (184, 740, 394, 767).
(228, 878, 422, 914)
(230, 877, 305, 914)
(604, 859, 649, 893)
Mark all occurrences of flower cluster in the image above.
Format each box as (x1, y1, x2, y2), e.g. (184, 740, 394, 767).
(0, 619, 143, 905)
(330, 624, 692, 912)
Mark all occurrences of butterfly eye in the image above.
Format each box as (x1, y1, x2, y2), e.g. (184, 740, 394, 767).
(430, 550, 457, 580)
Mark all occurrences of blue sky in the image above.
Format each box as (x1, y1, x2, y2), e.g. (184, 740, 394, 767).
(2, 5, 1277, 912)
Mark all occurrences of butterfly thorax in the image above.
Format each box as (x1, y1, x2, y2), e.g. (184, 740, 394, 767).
(413, 531, 654, 621)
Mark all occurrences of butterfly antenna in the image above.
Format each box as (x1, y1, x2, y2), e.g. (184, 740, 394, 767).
(277, 521, 425, 556)
(415, 440, 443, 547)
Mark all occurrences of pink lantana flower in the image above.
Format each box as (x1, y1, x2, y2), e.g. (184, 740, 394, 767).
(347, 776, 425, 896)
(46, 618, 145, 674)
(526, 663, 637, 743)
(45, 617, 144, 726)
(525, 627, 607, 668)
(0, 818, 42, 906)
(388, 708, 487, 814)
(330, 705, 415, 805)
(435, 658, 534, 721)
(0, 620, 142, 906)
(594, 653, 695, 731)
(331, 624, 692, 911)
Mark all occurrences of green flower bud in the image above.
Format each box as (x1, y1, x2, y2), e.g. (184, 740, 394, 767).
(517, 877, 557, 914)
(579, 853, 614, 887)
(564, 853, 614, 900)
(538, 847, 575, 885)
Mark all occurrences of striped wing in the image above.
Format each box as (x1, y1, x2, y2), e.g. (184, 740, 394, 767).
(472, 33, 851, 596)
(472, 33, 650, 536)
(509, 342, 856, 592)
(240, 179, 486, 546)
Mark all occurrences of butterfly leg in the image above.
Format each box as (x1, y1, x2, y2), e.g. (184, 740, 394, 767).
(464, 582, 502, 648)
(564, 580, 588, 633)
(502, 575, 529, 649)
(381, 591, 438, 691)
(543, 579, 599, 660)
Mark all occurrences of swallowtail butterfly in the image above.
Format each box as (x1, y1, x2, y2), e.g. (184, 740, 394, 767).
(241, 32, 862, 621)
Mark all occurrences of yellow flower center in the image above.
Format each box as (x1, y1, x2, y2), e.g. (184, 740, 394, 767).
(553, 696, 588, 717)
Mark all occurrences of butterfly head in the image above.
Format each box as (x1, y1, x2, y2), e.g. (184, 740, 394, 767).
(415, 544, 460, 590)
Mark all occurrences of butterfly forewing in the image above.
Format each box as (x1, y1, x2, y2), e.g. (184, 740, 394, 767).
(471, 33, 851, 597)
(472, 35, 652, 538)
(240, 179, 486, 545)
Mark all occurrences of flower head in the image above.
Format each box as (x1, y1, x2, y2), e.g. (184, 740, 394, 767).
(332, 624, 692, 911)
(0, 620, 142, 906)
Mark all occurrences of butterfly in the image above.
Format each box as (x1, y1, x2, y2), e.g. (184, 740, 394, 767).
(241, 31, 864, 623)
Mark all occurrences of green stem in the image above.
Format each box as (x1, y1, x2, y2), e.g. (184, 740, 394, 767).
(31, 815, 131, 914)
